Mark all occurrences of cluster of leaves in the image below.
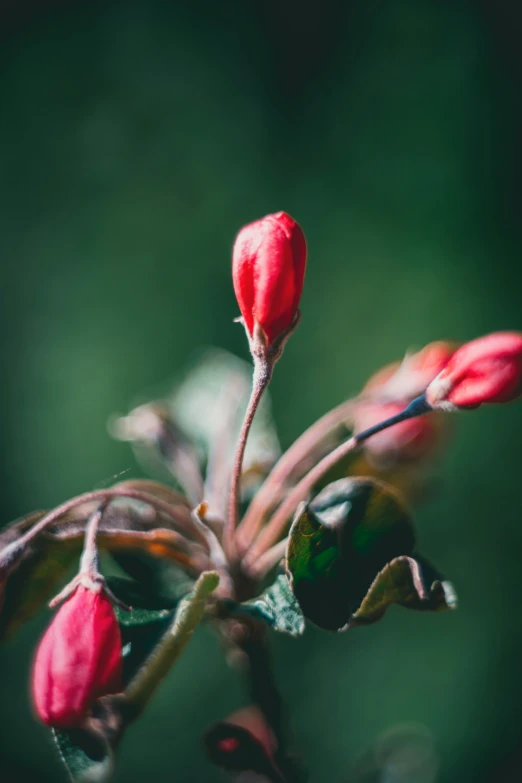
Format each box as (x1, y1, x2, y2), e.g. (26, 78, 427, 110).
(0, 350, 457, 783)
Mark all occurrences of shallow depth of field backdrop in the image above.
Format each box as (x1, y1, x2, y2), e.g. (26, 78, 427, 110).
(1, 1, 522, 782)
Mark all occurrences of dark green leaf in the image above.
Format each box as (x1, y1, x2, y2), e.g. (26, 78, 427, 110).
(350, 555, 457, 626)
(286, 478, 416, 631)
(226, 575, 305, 637)
(111, 551, 194, 605)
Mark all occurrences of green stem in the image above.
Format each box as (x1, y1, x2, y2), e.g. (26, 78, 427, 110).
(125, 571, 220, 715)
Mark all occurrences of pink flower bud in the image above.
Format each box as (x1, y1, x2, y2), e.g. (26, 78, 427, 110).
(426, 332, 522, 410)
(354, 400, 442, 464)
(31, 585, 123, 728)
(232, 211, 307, 346)
(354, 341, 455, 464)
(364, 341, 456, 402)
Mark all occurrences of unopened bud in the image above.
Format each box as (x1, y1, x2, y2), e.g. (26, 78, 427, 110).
(31, 585, 123, 728)
(232, 211, 307, 350)
(426, 331, 522, 410)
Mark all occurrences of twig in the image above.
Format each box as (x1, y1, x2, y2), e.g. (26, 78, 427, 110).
(0, 487, 207, 572)
(125, 571, 220, 714)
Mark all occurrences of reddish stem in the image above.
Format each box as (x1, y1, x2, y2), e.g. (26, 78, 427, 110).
(243, 395, 430, 566)
(225, 357, 273, 560)
(0, 487, 207, 572)
(235, 398, 355, 553)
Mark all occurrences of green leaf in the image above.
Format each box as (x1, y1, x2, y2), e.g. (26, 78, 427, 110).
(350, 555, 457, 626)
(226, 575, 305, 637)
(286, 478, 416, 631)
(53, 572, 219, 783)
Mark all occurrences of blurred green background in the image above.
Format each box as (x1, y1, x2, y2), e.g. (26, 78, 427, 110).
(1, 1, 522, 781)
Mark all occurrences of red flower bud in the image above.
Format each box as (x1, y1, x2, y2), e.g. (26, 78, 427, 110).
(426, 332, 522, 410)
(232, 211, 307, 346)
(31, 585, 123, 728)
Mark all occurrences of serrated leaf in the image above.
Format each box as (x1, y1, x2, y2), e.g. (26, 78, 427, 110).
(286, 478, 416, 631)
(227, 575, 305, 637)
(53, 724, 115, 783)
(350, 555, 457, 626)
(52, 572, 219, 783)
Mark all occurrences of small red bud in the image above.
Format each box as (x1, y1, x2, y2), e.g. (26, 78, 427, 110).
(217, 737, 241, 753)
(426, 332, 522, 410)
(31, 585, 123, 728)
(232, 211, 307, 346)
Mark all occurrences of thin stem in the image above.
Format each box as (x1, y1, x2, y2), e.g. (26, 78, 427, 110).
(79, 503, 107, 576)
(113, 478, 191, 509)
(235, 625, 299, 781)
(244, 436, 357, 565)
(236, 398, 355, 553)
(225, 357, 273, 559)
(243, 395, 431, 565)
(0, 487, 207, 572)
